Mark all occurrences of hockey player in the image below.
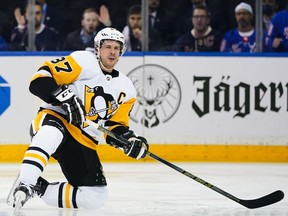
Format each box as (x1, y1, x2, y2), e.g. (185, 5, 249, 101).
(7, 27, 149, 210)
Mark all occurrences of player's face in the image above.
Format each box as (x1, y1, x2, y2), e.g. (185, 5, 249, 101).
(99, 40, 121, 71)
(82, 12, 99, 34)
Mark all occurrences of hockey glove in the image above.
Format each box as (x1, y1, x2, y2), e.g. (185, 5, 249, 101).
(124, 136, 149, 160)
(52, 85, 86, 127)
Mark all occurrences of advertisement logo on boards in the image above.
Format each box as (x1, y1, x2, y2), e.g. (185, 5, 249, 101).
(127, 64, 181, 128)
(0, 75, 10, 116)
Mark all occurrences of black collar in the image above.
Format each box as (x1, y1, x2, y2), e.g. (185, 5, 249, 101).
(101, 69, 119, 78)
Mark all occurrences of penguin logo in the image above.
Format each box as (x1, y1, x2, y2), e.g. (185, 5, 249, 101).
(85, 85, 118, 122)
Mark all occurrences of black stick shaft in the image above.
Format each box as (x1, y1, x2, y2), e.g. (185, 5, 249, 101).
(146, 151, 284, 209)
(86, 119, 284, 209)
(146, 151, 240, 201)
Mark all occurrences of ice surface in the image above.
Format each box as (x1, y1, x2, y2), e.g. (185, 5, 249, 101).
(0, 162, 287, 216)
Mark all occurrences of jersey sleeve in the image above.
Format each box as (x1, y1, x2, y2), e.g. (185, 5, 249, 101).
(29, 53, 82, 103)
(31, 55, 82, 85)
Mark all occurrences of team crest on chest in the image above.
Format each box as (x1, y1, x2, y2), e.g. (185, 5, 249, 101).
(84, 85, 118, 123)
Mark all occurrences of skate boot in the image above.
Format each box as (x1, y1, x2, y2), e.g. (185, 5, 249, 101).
(13, 182, 36, 211)
(7, 176, 49, 209)
(34, 176, 50, 197)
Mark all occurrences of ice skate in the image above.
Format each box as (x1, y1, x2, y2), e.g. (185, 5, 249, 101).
(7, 175, 52, 215)
(6, 173, 20, 207)
(13, 182, 36, 213)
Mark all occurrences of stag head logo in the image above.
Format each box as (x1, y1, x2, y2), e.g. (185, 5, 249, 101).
(127, 64, 181, 128)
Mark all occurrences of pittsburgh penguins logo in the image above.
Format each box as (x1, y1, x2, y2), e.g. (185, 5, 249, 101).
(85, 85, 118, 122)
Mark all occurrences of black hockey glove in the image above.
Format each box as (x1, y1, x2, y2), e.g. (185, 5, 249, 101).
(121, 130, 149, 159)
(52, 85, 86, 127)
(124, 135, 149, 160)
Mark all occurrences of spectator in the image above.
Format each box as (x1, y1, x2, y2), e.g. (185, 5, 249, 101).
(262, 0, 279, 33)
(39, 0, 69, 43)
(10, 1, 60, 51)
(63, 6, 111, 51)
(220, 2, 256, 53)
(175, 0, 229, 38)
(265, 0, 288, 52)
(122, 4, 163, 51)
(0, 10, 9, 50)
(0, 35, 8, 50)
(105, 0, 141, 31)
(173, 5, 222, 52)
(36, 1, 112, 44)
(225, 0, 254, 30)
(0, 0, 25, 44)
(148, 0, 175, 50)
(0, 11, 12, 45)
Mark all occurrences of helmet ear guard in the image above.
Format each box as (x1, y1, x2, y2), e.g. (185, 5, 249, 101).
(94, 27, 126, 58)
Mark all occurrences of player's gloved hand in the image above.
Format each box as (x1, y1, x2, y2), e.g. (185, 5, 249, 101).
(52, 85, 86, 127)
(124, 136, 149, 159)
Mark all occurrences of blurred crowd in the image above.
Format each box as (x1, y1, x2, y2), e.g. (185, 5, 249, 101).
(0, 0, 287, 52)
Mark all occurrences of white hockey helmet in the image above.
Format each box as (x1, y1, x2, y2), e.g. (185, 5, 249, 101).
(94, 27, 126, 57)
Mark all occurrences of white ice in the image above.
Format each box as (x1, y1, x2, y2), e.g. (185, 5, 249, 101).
(0, 162, 287, 216)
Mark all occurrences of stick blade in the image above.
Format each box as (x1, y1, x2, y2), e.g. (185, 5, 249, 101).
(239, 190, 284, 209)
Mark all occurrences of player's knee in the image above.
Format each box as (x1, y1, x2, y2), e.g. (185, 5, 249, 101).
(77, 186, 108, 209)
(31, 125, 64, 154)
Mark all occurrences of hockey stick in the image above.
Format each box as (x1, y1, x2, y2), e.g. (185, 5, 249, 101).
(85, 119, 284, 209)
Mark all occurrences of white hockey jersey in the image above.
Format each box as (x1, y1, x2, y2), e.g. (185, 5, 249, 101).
(30, 51, 137, 149)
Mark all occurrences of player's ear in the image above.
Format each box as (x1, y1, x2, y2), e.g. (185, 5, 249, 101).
(95, 46, 100, 59)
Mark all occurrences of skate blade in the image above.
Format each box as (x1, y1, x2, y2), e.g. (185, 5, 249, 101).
(13, 191, 26, 215)
(7, 173, 20, 206)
